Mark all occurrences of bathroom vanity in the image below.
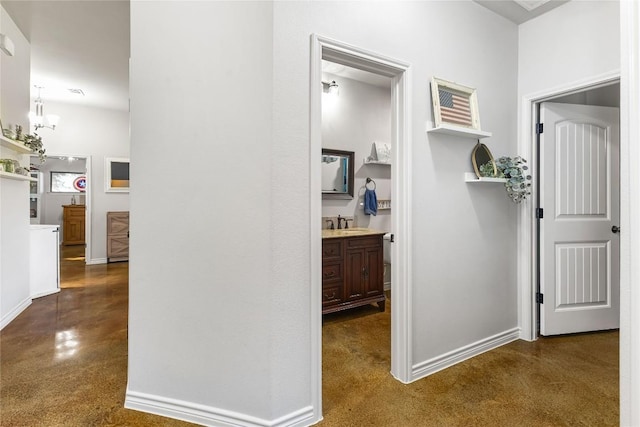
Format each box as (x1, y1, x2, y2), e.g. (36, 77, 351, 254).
(321, 228, 386, 314)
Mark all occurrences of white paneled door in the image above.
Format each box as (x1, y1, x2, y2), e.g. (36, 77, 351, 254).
(540, 102, 620, 336)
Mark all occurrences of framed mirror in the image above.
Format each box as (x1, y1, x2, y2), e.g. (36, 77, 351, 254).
(471, 142, 496, 178)
(322, 148, 354, 199)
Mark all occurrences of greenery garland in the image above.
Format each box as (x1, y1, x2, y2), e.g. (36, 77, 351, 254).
(480, 156, 532, 203)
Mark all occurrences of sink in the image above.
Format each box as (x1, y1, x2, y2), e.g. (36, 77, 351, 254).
(338, 228, 369, 234)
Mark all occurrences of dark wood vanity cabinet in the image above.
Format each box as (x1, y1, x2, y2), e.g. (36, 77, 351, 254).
(322, 234, 385, 314)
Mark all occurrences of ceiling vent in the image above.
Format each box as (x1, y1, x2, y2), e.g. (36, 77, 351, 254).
(514, 0, 551, 11)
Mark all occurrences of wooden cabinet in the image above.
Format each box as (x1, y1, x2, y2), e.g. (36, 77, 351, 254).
(62, 205, 85, 246)
(322, 233, 385, 314)
(107, 211, 129, 262)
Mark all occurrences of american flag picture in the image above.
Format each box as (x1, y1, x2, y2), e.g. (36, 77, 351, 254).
(438, 88, 472, 127)
(431, 77, 480, 130)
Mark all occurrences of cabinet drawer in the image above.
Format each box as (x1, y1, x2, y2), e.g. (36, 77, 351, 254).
(66, 207, 85, 218)
(346, 236, 382, 249)
(322, 240, 343, 260)
(322, 262, 343, 284)
(322, 284, 343, 306)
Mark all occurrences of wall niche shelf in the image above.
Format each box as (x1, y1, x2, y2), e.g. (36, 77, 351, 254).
(0, 135, 32, 154)
(0, 170, 38, 182)
(427, 123, 492, 139)
(464, 172, 506, 183)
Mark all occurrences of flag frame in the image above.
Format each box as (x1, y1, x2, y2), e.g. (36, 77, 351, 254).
(430, 77, 481, 131)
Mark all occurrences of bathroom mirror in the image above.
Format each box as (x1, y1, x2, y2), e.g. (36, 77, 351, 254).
(322, 148, 354, 199)
(471, 141, 497, 178)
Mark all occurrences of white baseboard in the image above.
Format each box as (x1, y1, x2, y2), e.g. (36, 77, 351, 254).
(125, 389, 316, 427)
(31, 289, 60, 299)
(86, 257, 107, 265)
(0, 297, 32, 330)
(411, 327, 520, 382)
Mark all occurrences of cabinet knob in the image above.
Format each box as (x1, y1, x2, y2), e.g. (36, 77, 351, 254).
(323, 271, 335, 278)
(324, 292, 336, 300)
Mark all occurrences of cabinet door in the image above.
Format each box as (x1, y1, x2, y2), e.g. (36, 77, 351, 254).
(345, 249, 365, 301)
(64, 207, 85, 245)
(364, 246, 383, 297)
(107, 212, 129, 234)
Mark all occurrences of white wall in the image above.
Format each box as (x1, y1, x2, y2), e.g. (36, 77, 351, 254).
(130, 1, 519, 425)
(0, 6, 32, 329)
(274, 0, 519, 368)
(37, 101, 129, 263)
(321, 73, 392, 232)
(518, 1, 620, 97)
(128, 1, 276, 424)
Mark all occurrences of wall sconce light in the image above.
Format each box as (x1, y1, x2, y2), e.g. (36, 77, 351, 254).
(322, 80, 339, 96)
(29, 86, 60, 131)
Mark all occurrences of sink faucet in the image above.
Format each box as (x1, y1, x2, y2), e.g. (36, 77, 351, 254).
(344, 218, 353, 229)
(337, 215, 345, 229)
(326, 219, 335, 230)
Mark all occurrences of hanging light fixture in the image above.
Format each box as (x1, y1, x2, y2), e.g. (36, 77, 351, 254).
(29, 86, 60, 131)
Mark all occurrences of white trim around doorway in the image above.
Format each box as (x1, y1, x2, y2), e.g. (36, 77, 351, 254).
(517, 70, 621, 342)
(310, 34, 413, 420)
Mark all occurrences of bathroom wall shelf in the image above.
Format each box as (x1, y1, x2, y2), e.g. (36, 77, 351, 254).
(464, 172, 506, 183)
(0, 135, 31, 154)
(377, 199, 391, 210)
(358, 199, 392, 210)
(427, 123, 492, 139)
(0, 170, 38, 182)
(363, 159, 391, 165)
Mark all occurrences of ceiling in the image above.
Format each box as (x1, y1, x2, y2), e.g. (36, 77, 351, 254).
(473, 0, 570, 25)
(1, 1, 568, 111)
(1, 0, 130, 111)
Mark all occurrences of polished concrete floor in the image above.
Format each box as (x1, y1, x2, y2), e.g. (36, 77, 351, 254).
(1, 246, 619, 426)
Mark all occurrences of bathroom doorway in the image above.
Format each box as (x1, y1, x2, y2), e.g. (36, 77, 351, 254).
(310, 34, 413, 415)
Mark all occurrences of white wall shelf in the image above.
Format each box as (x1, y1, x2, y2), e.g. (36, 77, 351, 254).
(464, 172, 506, 183)
(0, 135, 32, 154)
(427, 123, 492, 139)
(0, 171, 38, 182)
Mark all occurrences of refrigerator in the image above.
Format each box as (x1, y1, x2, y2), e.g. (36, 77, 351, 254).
(30, 224, 60, 298)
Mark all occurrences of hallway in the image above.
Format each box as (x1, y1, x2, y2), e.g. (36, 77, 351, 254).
(0, 255, 618, 426)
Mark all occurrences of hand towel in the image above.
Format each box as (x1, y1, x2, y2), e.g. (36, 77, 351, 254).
(364, 188, 378, 216)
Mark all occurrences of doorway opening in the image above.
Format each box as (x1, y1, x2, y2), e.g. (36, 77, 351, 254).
(30, 154, 92, 286)
(516, 74, 620, 341)
(310, 35, 412, 417)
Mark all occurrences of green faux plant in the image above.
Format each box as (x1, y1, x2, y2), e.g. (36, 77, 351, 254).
(22, 133, 46, 163)
(480, 156, 532, 203)
(495, 156, 532, 203)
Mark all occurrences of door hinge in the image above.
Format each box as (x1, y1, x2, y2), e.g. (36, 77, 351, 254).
(390, 234, 395, 243)
(536, 123, 544, 134)
(536, 208, 544, 219)
(536, 293, 544, 304)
